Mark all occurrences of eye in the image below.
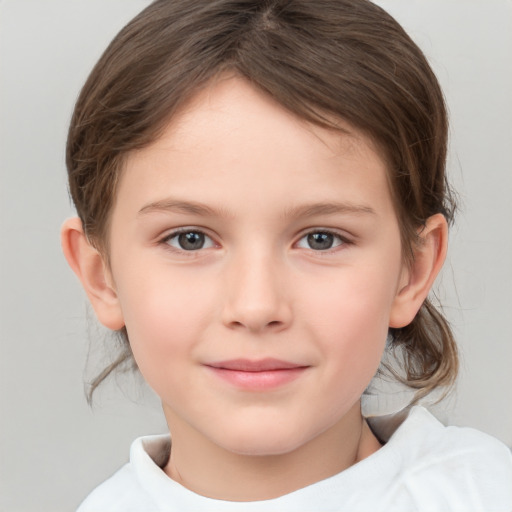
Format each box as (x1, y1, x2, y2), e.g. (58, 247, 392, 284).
(162, 229, 216, 251)
(296, 230, 347, 251)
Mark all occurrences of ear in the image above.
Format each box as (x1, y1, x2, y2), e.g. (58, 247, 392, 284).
(389, 213, 448, 328)
(61, 217, 125, 330)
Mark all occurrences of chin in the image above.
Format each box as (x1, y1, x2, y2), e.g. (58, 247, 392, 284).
(213, 422, 317, 457)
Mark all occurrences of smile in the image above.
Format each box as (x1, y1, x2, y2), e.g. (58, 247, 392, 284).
(205, 358, 309, 391)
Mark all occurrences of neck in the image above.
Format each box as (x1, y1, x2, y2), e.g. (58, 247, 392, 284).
(163, 401, 382, 501)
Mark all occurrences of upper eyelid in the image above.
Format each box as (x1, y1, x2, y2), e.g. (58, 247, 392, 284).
(161, 226, 214, 240)
(158, 227, 216, 248)
(159, 226, 350, 238)
(159, 228, 217, 253)
(295, 229, 351, 249)
(296, 227, 353, 242)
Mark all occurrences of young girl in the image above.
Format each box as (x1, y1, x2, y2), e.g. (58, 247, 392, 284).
(61, 0, 512, 510)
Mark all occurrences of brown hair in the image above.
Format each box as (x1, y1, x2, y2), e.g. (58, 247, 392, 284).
(67, 0, 458, 402)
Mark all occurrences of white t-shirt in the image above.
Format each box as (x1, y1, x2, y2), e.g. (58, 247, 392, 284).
(77, 406, 512, 511)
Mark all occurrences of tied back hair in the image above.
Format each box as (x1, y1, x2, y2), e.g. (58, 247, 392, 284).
(66, 0, 458, 403)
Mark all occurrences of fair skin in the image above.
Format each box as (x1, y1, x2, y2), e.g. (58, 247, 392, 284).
(62, 76, 447, 501)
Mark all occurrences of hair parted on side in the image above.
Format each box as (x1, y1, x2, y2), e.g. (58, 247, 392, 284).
(66, 0, 458, 403)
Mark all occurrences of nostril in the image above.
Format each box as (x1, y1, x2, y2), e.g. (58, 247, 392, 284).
(231, 320, 281, 328)
(226, 318, 285, 333)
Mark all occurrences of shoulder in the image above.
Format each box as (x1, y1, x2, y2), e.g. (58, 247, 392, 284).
(392, 406, 512, 465)
(76, 435, 170, 512)
(380, 406, 512, 510)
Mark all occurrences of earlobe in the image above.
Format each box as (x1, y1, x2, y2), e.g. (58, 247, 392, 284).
(389, 213, 448, 328)
(61, 217, 125, 330)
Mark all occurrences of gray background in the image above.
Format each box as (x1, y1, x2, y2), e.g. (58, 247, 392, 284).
(1, 1, 511, 510)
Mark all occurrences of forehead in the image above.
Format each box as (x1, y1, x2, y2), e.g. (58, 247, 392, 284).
(160, 76, 376, 161)
(117, 76, 394, 220)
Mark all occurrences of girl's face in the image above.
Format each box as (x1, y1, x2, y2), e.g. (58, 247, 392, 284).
(107, 76, 408, 456)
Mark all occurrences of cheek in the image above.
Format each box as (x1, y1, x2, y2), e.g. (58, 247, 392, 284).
(114, 270, 215, 381)
(299, 265, 397, 367)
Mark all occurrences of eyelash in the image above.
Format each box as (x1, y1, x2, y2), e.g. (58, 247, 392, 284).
(160, 228, 217, 253)
(159, 228, 351, 254)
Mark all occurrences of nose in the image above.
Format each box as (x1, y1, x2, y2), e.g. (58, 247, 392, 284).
(221, 248, 292, 334)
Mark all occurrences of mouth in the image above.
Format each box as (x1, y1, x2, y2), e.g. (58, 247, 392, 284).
(204, 358, 309, 390)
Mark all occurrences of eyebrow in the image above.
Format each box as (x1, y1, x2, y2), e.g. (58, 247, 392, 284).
(138, 199, 234, 218)
(281, 202, 376, 219)
(138, 198, 376, 219)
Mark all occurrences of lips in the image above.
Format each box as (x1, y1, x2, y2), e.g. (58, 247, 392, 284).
(205, 358, 309, 390)
(208, 358, 305, 372)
